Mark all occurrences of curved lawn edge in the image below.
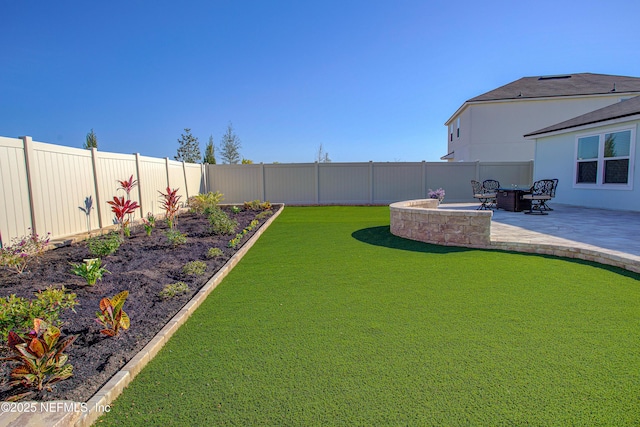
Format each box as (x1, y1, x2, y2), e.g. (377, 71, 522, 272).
(0, 205, 285, 427)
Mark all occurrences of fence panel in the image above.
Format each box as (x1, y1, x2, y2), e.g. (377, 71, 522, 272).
(425, 162, 478, 202)
(29, 141, 98, 238)
(137, 156, 169, 217)
(372, 162, 424, 204)
(264, 164, 316, 204)
(96, 152, 139, 227)
(184, 163, 205, 199)
(319, 163, 370, 204)
(479, 162, 533, 189)
(166, 160, 188, 206)
(1, 133, 535, 243)
(0, 137, 32, 243)
(208, 164, 263, 203)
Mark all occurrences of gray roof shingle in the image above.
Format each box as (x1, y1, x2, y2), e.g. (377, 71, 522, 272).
(525, 95, 640, 137)
(469, 73, 640, 102)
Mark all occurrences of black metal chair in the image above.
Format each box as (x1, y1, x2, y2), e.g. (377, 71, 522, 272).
(522, 179, 556, 215)
(482, 179, 500, 194)
(471, 180, 497, 210)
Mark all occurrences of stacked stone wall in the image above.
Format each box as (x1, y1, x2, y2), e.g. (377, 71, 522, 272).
(389, 200, 492, 248)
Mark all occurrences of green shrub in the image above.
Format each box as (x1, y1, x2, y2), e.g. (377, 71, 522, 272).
(189, 191, 224, 215)
(165, 229, 187, 247)
(87, 233, 122, 257)
(182, 261, 207, 276)
(208, 207, 238, 235)
(70, 258, 110, 285)
(243, 200, 271, 211)
(207, 247, 224, 258)
(230, 205, 241, 214)
(159, 282, 191, 299)
(0, 232, 50, 274)
(255, 210, 273, 220)
(0, 286, 79, 341)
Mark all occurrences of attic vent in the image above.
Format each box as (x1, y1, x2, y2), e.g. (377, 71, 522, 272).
(538, 75, 572, 80)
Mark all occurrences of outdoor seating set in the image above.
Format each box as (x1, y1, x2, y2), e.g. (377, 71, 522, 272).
(471, 179, 558, 215)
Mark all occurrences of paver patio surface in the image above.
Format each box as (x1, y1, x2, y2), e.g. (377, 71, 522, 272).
(443, 203, 640, 263)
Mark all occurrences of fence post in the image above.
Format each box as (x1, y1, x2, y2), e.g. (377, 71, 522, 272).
(369, 161, 374, 204)
(315, 162, 320, 204)
(421, 161, 426, 198)
(20, 136, 38, 235)
(528, 160, 534, 184)
(90, 147, 104, 229)
(165, 157, 171, 188)
(202, 163, 207, 194)
(134, 153, 144, 217)
(261, 163, 266, 201)
(182, 161, 189, 200)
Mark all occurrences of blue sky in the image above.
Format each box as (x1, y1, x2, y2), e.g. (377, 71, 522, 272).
(2, 1, 640, 163)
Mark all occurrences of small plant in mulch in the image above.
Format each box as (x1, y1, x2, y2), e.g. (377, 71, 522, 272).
(96, 291, 130, 337)
(0, 231, 50, 274)
(159, 282, 190, 299)
(1, 318, 77, 402)
(87, 233, 122, 257)
(165, 229, 187, 247)
(208, 207, 238, 235)
(159, 187, 182, 230)
(70, 258, 110, 286)
(207, 247, 224, 258)
(142, 212, 156, 236)
(182, 261, 207, 277)
(0, 286, 78, 341)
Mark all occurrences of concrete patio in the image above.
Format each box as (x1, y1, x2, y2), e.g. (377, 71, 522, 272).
(441, 203, 640, 273)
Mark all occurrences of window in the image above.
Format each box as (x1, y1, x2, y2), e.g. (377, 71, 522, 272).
(575, 127, 635, 189)
(456, 118, 460, 138)
(449, 124, 453, 142)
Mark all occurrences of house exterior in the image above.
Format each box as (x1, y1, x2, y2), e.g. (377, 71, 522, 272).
(442, 73, 640, 162)
(525, 95, 640, 211)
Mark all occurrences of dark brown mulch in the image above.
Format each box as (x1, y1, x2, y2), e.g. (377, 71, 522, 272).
(0, 206, 280, 402)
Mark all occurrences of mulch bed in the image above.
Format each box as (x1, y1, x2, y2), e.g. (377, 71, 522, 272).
(0, 205, 280, 402)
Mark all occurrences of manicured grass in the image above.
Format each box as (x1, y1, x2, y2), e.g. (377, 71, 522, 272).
(99, 206, 640, 426)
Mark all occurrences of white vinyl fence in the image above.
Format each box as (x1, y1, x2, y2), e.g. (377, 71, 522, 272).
(0, 135, 533, 244)
(207, 161, 534, 205)
(0, 136, 205, 244)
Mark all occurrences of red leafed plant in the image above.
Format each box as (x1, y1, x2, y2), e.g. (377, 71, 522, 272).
(159, 187, 181, 229)
(2, 318, 77, 401)
(96, 291, 130, 337)
(107, 196, 140, 236)
(117, 175, 138, 200)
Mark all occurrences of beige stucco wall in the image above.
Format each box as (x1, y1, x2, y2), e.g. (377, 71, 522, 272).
(446, 94, 633, 162)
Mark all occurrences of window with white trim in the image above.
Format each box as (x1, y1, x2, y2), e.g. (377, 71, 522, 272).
(456, 118, 460, 138)
(575, 127, 635, 188)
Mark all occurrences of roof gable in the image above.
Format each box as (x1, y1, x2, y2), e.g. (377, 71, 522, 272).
(469, 73, 640, 102)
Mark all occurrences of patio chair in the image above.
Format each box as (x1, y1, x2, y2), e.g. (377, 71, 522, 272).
(482, 179, 501, 193)
(522, 179, 556, 215)
(471, 180, 496, 210)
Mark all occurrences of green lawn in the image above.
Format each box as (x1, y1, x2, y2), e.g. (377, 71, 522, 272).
(99, 206, 640, 426)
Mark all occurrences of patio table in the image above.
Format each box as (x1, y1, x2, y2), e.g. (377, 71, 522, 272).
(496, 188, 531, 212)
